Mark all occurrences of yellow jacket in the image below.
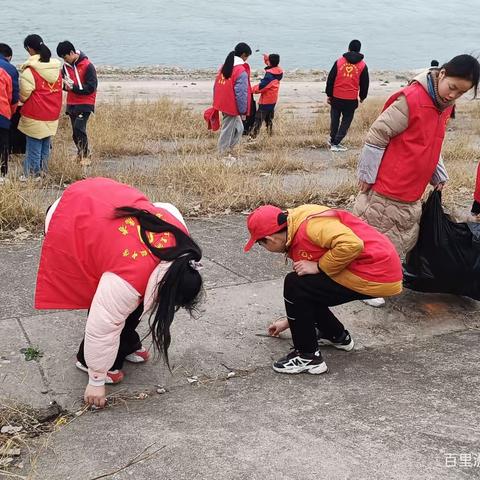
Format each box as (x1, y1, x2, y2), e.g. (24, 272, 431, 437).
(19, 55, 62, 139)
(286, 204, 403, 297)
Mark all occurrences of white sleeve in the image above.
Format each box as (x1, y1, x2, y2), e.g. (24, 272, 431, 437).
(152, 202, 187, 228)
(84, 272, 141, 386)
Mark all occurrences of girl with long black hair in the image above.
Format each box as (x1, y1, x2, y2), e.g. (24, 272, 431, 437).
(35, 177, 203, 408)
(212, 42, 252, 158)
(18, 34, 62, 180)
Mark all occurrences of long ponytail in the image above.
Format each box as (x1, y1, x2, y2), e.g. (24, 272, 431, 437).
(221, 42, 252, 79)
(24, 34, 51, 63)
(114, 206, 203, 368)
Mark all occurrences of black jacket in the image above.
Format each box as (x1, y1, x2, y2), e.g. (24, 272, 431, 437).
(326, 51, 369, 109)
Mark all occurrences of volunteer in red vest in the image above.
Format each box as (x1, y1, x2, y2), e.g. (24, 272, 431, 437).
(56, 41, 97, 164)
(212, 42, 252, 159)
(0, 43, 19, 184)
(35, 177, 204, 408)
(325, 39, 369, 152)
(250, 53, 284, 138)
(354, 54, 479, 306)
(244, 204, 402, 375)
(18, 35, 62, 181)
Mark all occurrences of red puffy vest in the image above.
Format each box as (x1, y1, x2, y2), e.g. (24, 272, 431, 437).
(63, 57, 96, 106)
(21, 67, 62, 121)
(213, 63, 251, 116)
(0, 68, 13, 120)
(35, 178, 189, 310)
(333, 56, 366, 100)
(288, 210, 402, 284)
(373, 82, 453, 202)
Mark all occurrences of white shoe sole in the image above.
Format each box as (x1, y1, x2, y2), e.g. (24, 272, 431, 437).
(272, 361, 328, 375)
(362, 298, 385, 308)
(75, 361, 115, 384)
(317, 338, 355, 352)
(124, 353, 147, 363)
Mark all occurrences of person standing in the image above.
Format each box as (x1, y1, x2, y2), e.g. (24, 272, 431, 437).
(0, 43, 19, 183)
(326, 40, 369, 152)
(353, 54, 479, 306)
(18, 34, 62, 180)
(56, 41, 97, 164)
(213, 42, 252, 160)
(251, 53, 283, 138)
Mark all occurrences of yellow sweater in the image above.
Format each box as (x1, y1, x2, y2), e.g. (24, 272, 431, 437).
(18, 55, 62, 139)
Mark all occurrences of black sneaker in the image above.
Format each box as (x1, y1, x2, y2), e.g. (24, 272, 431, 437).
(272, 349, 328, 375)
(316, 329, 354, 352)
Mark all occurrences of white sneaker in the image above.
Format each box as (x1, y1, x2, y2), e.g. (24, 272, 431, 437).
(330, 144, 348, 152)
(222, 154, 237, 166)
(362, 297, 386, 308)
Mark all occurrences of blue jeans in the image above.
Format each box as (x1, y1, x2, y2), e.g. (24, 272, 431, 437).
(24, 136, 51, 176)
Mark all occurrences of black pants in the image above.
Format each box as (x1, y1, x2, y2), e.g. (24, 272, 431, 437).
(77, 303, 144, 371)
(0, 127, 9, 176)
(283, 271, 371, 353)
(251, 108, 275, 137)
(329, 106, 355, 145)
(68, 112, 91, 157)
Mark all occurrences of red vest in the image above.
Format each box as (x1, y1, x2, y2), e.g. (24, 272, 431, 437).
(64, 57, 96, 106)
(373, 83, 453, 202)
(21, 67, 62, 121)
(475, 162, 480, 204)
(35, 177, 189, 310)
(332, 57, 366, 100)
(288, 210, 402, 284)
(213, 63, 251, 116)
(0, 68, 13, 119)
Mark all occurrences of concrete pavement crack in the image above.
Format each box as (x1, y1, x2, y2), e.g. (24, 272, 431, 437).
(16, 317, 54, 401)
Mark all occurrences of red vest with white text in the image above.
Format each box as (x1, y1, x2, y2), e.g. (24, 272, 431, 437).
(213, 63, 251, 116)
(373, 82, 453, 202)
(21, 67, 62, 121)
(332, 56, 366, 100)
(63, 57, 96, 106)
(35, 178, 189, 310)
(288, 210, 402, 284)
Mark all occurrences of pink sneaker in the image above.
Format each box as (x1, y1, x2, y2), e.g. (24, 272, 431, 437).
(75, 361, 124, 384)
(125, 347, 151, 364)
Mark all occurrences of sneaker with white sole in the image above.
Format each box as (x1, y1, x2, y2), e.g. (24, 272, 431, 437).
(75, 361, 124, 384)
(316, 329, 354, 351)
(272, 349, 328, 375)
(330, 143, 348, 152)
(125, 347, 150, 363)
(362, 297, 385, 308)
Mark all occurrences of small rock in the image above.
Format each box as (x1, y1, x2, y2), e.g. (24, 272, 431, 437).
(4, 448, 21, 457)
(187, 376, 198, 384)
(14, 227, 27, 234)
(227, 371, 236, 379)
(41, 389, 49, 394)
(137, 392, 148, 400)
(1, 425, 23, 434)
(156, 387, 167, 394)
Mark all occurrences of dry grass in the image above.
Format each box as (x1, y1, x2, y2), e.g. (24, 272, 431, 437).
(1, 96, 479, 232)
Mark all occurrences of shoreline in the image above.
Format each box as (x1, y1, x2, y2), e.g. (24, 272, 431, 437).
(94, 65, 414, 82)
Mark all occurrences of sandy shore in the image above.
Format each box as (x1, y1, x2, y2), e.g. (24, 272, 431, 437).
(96, 68, 412, 115)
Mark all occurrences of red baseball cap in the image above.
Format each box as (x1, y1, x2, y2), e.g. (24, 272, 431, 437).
(244, 205, 286, 252)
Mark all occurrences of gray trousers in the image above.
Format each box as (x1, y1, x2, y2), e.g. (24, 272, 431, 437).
(218, 114, 244, 153)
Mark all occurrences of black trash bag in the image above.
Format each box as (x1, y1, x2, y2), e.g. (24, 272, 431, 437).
(9, 107, 26, 154)
(403, 190, 480, 300)
(242, 94, 256, 135)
